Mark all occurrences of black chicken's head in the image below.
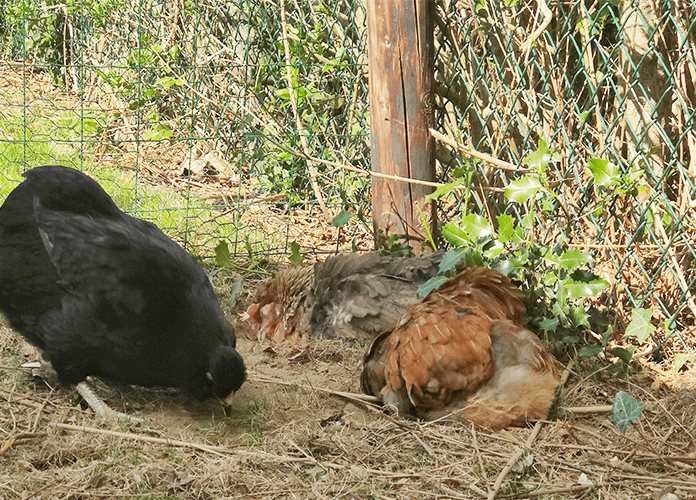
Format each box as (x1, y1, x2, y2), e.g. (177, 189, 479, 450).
(205, 344, 246, 404)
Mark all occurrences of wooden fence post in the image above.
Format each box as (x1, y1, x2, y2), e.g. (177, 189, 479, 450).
(366, 0, 436, 254)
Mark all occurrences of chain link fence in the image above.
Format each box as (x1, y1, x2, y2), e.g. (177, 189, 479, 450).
(1, 0, 695, 342)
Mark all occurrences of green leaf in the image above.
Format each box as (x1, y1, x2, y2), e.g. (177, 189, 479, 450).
(497, 214, 515, 244)
(143, 124, 173, 140)
(564, 278, 609, 300)
(214, 241, 232, 267)
(578, 344, 603, 358)
(674, 353, 694, 373)
(606, 347, 635, 364)
(442, 222, 472, 246)
(417, 276, 449, 298)
(538, 316, 559, 332)
(523, 139, 554, 174)
(612, 391, 644, 434)
(155, 76, 186, 89)
(332, 210, 352, 227)
(425, 179, 464, 201)
(439, 248, 468, 274)
(587, 158, 620, 187)
(624, 307, 655, 344)
(460, 214, 492, 241)
(288, 241, 303, 266)
(225, 278, 245, 309)
(558, 248, 594, 271)
(505, 176, 542, 203)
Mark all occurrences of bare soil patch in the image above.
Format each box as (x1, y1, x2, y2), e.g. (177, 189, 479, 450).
(2, 314, 696, 500)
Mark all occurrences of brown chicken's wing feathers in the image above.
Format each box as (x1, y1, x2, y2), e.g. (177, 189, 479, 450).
(309, 252, 442, 340)
(362, 267, 560, 429)
(431, 267, 527, 324)
(386, 305, 495, 410)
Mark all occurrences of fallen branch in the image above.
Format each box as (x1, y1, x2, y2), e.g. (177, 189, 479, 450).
(54, 422, 231, 457)
(247, 373, 380, 406)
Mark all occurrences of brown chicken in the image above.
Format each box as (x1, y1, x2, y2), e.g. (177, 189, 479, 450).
(361, 267, 560, 430)
(242, 265, 314, 344)
(243, 252, 442, 343)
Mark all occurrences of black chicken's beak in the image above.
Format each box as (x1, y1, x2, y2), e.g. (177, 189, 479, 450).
(223, 391, 236, 406)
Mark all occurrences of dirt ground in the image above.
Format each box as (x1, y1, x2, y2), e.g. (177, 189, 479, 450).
(2, 302, 696, 500)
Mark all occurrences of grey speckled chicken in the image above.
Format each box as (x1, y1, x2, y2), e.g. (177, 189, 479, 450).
(243, 251, 443, 344)
(361, 267, 560, 430)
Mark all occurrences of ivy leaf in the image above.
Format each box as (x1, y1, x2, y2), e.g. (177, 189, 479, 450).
(612, 391, 644, 434)
(558, 248, 594, 271)
(578, 344, 603, 359)
(497, 214, 515, 244)
(624, 307, 655, 344)
(505, 176, 542, 203)
(417, 275, 449, 298)
(442, 222, 471, 246)
(606, 347, 635, 365)
(332, 210, 352, 227)
(225, 278, 245, 309)
(674, 353, 694, 373)
(460, 214, 492, 240)
(587, 158, 620, 187)
(214, 241, 232, 267)
(426, 179, 464, 200)
(564, 278, 609, 300)
(288, 241, 303, 266)
(523, 139, 555, 174)
(538, 316, 559, 332)
(439, 248, 468, 274)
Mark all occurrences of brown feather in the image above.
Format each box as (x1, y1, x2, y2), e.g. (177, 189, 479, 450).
(361, 267, 560, 430)
(244, 252, 442, 343)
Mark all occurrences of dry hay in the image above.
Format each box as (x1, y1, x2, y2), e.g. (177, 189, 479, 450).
(2, 314, 696, 500)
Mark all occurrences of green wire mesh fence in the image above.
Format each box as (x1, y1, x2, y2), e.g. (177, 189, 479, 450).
(1, 0, 695, 344)
(432, 0, 696, 345)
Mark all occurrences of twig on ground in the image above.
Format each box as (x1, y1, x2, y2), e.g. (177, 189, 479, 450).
(0, 432, 44, 456)
(247, 373, 380, 406)
(54, 422, 231, 457)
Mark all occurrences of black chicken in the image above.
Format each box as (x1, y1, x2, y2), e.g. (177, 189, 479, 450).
(0, 166, 246, 403)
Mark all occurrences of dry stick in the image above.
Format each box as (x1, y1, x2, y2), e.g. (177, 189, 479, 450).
(0, 433, 43, 457)
(31, 391, 52, 433)
(486, 360, 575, 500)
(250, 371, 606, 417)
(564, 405, 612, 415)
(247, 373, 380, 406)
(429, 128, 526, 173)
(279, 0, 329, 222)
(55, 422, 232, 457)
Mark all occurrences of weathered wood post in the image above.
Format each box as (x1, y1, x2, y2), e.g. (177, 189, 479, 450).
(366, 0, 437, 254)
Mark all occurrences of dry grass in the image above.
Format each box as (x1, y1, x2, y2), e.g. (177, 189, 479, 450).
(2, 314, 696, 500)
